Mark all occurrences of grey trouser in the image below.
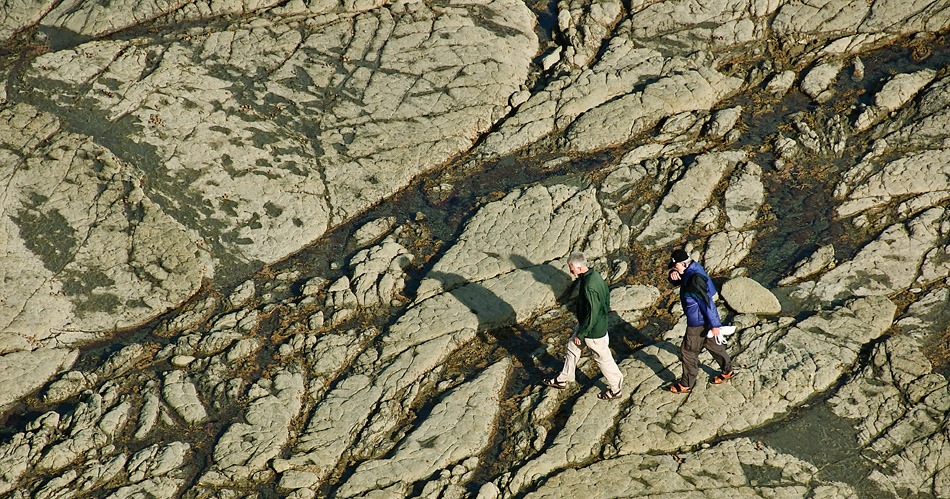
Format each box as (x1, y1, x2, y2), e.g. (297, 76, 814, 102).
(680, 325, 732, 387)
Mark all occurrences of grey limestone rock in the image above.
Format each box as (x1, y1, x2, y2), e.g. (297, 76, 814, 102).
(703, 230, 756, 274)
(104, 476, 186, 499)
(195, 330, 244, 357)
(770, 0, 947, 48)
(766, 70, 797, 96)
(200, 369, 304, 486)
(2, 0, 538, 359)
(286, 332, 471, 480)
(0, 104, 209, 346)
(610, 285, 660, 324)
(35, 393, 132, 473)
(6, 0, 950, 497)
(556, 0, 624, 68)
(614, 295, 895, 455)
(226, 281, 256, 310)
(636, 151, 748, 249)
(133, 388, 161, 440)
(353, 217, 397, 247)
(334, 358, 510, 497)
(829, 321, 950, 498)
(0, 411, 60, 495)
(854, 68, 937, 131)
(720, 276, 782, 315)
(416, 184, 610, 301)
(564, 66, 744, 152)
(0, 348, 77, 412)
(348, 237, 413, 308)
(778, 244, 837, 286)
(475, 41, 669, 158)
(724, 161, 764, 230)
(837, 148, 950, 220)
(800, 60, 844, 103)
(76, 453, 127, 492)
(278, 470, 319, 491)
(522, 438, 855, 498)
(39, 0, 283, 40)
(153, 295, 218, 338)
(793, 208, 946, 303)
(382, 264, 573, 363)
(0, 0, 57, 43)
(127, 441, 191, 483)
(162, 370, 208, 425)
(707, 106, 743, 139)
(43, 370, 98, 405)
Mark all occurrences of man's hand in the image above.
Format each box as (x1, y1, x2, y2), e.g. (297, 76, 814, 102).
(709, 327, 721, 337)
(573, 336, 582, 346)
(669, 270, 681, 281)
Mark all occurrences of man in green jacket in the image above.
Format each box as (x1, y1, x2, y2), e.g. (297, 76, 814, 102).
(543, 252, 624, 400)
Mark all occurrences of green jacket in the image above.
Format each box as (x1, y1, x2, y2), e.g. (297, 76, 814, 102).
(575, 269, 609, 340)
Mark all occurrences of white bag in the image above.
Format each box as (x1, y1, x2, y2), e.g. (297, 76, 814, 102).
(707, 325, 736, 345)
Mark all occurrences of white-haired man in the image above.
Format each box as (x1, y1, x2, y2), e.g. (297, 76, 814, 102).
(543, 252, 624, 400)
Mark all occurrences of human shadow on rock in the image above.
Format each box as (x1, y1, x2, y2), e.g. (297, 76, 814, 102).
(423, 270, 540, 374)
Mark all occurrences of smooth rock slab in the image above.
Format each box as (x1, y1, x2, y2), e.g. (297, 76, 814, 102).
(799, 60, 844, 103)
(415, 184, 610, 300)
(0, 104, 208, 344)
(793, 208, 945, 303)
(334, 358, 510, 497)
(162, 370, 208, 425)
(854, 68, 937, 131)
(703, 230, 756, 275)
(0, 348, 77, 412)
(474, 42, 668, 158)
(564, 66, 744, 153)
(614, 295, 896, 455)
(12, 0, 538, 296)
(636, 151, 748, 249)
(837, 148, 950, 218)
(200, 369, 305, 486)
(777, 244, 837, 286)
(723, 161, 764, 230)
(522, 438, 854, 498)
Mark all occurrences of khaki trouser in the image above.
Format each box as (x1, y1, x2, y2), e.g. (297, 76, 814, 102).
(557, 326, 624, 392)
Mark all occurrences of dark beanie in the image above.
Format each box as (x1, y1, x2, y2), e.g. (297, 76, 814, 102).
(670, 249, 690, 266)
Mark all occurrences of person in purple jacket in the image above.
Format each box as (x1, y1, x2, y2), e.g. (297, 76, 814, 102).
(667, 248, 733, 393)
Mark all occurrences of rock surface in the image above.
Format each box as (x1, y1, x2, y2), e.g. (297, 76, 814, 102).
(1, 0, 950, 497)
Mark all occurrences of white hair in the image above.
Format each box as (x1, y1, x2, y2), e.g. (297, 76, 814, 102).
(568, 251, 587, 267)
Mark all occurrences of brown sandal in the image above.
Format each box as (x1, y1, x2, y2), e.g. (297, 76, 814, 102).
(542, 378, 567, 389)
(712, 371, 734, 384)
(598, 389, 622, 400)
(669, 382, 691, 394)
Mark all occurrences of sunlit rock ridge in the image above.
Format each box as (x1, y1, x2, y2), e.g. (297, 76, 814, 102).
(0, 0, 949, 497)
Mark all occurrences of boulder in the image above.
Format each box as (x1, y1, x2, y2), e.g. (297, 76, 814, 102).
(720, 276, 782, 315)
(799, 60, 844, 103)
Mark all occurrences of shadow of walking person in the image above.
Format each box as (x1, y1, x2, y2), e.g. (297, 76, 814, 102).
(424, 258, 572, 382)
